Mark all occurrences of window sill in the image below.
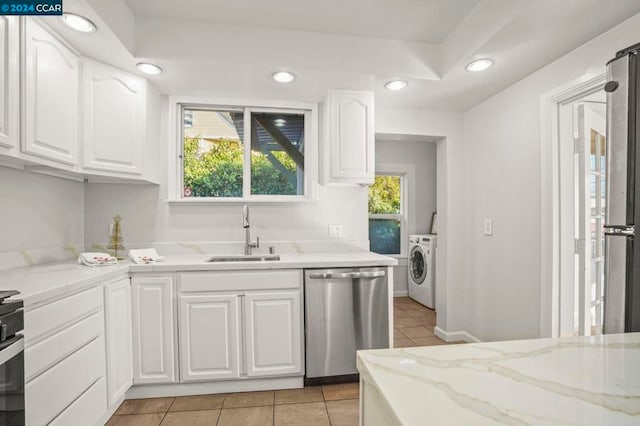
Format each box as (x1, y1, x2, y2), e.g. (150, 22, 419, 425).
(167, 196, 317, 205)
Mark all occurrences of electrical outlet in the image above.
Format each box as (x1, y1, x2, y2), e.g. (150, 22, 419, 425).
(328, 224, 343, 238)
(484, 219, 493, 236)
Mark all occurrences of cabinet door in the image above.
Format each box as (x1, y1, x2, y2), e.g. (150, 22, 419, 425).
(326, 90, 374, 184)
(131, 276, 176, 384)
(0, 16, 18, 152)
(244, 291, 303, 377)
(179, 294, 240, 381)
(23, 18, 79, 165)
(81, 59, 145, 175)
(104, 278, 133, 407)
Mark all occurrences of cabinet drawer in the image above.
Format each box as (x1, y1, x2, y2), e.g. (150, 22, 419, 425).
(25, 310, 103, 382)
(180, 270, 302, 293)
(26, 336, 105, 426)
(25, 286, 102, 345)
(49, 377, 107, 426)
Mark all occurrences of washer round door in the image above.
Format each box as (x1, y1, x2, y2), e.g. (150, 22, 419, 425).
(409, 245, 427, 285)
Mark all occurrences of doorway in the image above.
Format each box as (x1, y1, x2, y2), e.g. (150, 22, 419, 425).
(558, 91, 607, 337)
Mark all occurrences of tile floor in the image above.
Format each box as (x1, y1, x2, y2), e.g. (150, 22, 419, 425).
(107, 297, 443, 425)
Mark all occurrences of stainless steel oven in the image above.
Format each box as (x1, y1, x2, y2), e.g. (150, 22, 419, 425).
(0, 291, 24, 426)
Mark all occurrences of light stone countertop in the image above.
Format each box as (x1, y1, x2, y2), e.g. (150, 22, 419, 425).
(357, 333, 640, 426)
(1, 251, 396, 308)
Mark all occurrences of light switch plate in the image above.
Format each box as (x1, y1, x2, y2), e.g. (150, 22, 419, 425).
(328, 224, 343, 238)
(484, 219, 493, 236)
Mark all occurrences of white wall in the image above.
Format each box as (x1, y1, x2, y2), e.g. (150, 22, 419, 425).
(462, 13, 640, 341)
(83, 96, 369, 249)
(376, 139, 437, 295)
(0, 167, 84, 268)
(376, 108, 466, 335)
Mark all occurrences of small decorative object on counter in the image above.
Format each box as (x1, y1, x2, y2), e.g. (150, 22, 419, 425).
(108, 214, 125, 260)
(128, 248, 165, 264)
(78, 252, 117, 266)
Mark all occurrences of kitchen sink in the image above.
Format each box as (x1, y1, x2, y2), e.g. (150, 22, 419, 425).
(205, 254, 281, 262)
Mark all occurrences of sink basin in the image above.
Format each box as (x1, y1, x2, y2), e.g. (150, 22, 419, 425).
(206, 254, 281, 262)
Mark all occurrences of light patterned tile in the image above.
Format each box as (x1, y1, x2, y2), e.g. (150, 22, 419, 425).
(160, 410, 220, 425)
(223, 391, 274, 408)
(218, 406, 273, 426)
(394, 317, 422, 328)
(411, 336, 447, 346)
(116, 398, 175, 415)
(322, 383, 359, 401)
(274, 402, 329, 426)
(169, 394, 224, 412)
(326, 399, 359, 426)
(401, 326, 432, 338)
(107, 413, 165, 426)
(394, 338, 416, 348)
(275, 387, 324, 404)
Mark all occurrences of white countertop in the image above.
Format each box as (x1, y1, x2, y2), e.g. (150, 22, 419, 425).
(1, 251, 396, 307)
(357, 333, 640, 426)
(127, 252, 397, 272)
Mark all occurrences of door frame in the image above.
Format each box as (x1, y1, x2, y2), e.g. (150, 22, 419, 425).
(539, 73, 606, 338)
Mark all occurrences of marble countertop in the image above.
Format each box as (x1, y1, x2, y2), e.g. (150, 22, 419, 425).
(127, 251, 397, 272)
(357, 333, 640, 425)
(1, 251, 396, 307)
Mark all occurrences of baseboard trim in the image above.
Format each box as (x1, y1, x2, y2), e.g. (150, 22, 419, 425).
(393, 291, 409, 297)
(99, 395, 125, 424)
(125, 376, 303, 399)
(434, 326, 481, 343)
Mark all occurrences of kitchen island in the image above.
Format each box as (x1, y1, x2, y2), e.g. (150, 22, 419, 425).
(357, 333, 640, 425)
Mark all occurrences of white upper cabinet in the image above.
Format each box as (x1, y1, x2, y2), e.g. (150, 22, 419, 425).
(243, 291, 303, 377)
(81, 59, 146, 175)
(0, 16, 19, 153)
(22, 18, 79, 166)
(131, 276, 177, 384)
(104, 278, 133, 408)
(322, 90, 375, 185)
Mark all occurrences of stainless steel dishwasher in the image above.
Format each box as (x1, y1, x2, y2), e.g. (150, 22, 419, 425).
(304, 267, 389, 383)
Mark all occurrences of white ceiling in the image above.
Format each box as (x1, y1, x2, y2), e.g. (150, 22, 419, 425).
(58, 0, 640, 111)
(123, 0, 480, 43)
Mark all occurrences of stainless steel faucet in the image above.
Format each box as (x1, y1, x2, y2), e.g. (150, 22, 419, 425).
(243, 205, 259, 255)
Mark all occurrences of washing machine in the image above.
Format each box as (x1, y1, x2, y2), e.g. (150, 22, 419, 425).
(408, 234, 436, 309)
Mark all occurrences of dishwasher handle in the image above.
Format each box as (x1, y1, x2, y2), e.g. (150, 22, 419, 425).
(308, 270, 386, 280)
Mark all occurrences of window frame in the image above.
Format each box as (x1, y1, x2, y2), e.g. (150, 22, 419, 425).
(168, 96, 318, 203)
(368, 163, 415, 258)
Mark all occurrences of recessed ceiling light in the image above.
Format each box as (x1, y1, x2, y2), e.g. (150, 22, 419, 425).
(136, 63, 163, 76)
(273, 118, 287, 127)
(272, 71, 295, 83)
(385, 80, 408, 91)
(465, 58, 494, 72)
(62, 13, 96, 33)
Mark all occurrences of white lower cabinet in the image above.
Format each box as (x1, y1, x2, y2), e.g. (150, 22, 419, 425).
(104, 278, 133, 407)
(24, 286, 107, 426)
(180, 294, 240, 381)
(244, 291, 302, 377)
(131, 276, 177, 384)
(178, 270, 304, 382)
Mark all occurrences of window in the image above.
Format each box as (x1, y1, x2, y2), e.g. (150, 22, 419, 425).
(368, 174, 404, 255)
(178, 104, 312, 200)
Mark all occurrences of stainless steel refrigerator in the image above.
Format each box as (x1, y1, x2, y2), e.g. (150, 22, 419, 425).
(604, 42, 640, 333)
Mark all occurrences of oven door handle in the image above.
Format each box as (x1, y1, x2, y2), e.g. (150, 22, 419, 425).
(0, 335, 23, 365)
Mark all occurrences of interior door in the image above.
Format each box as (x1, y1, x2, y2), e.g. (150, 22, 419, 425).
(575, 102, 607, 336)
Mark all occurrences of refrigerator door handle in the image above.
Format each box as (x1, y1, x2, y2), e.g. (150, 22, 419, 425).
(603, 224, 635, 236)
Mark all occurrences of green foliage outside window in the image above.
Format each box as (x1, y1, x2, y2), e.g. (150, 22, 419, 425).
(368, 175, 401, 214)
(182, 136, 298, 197)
